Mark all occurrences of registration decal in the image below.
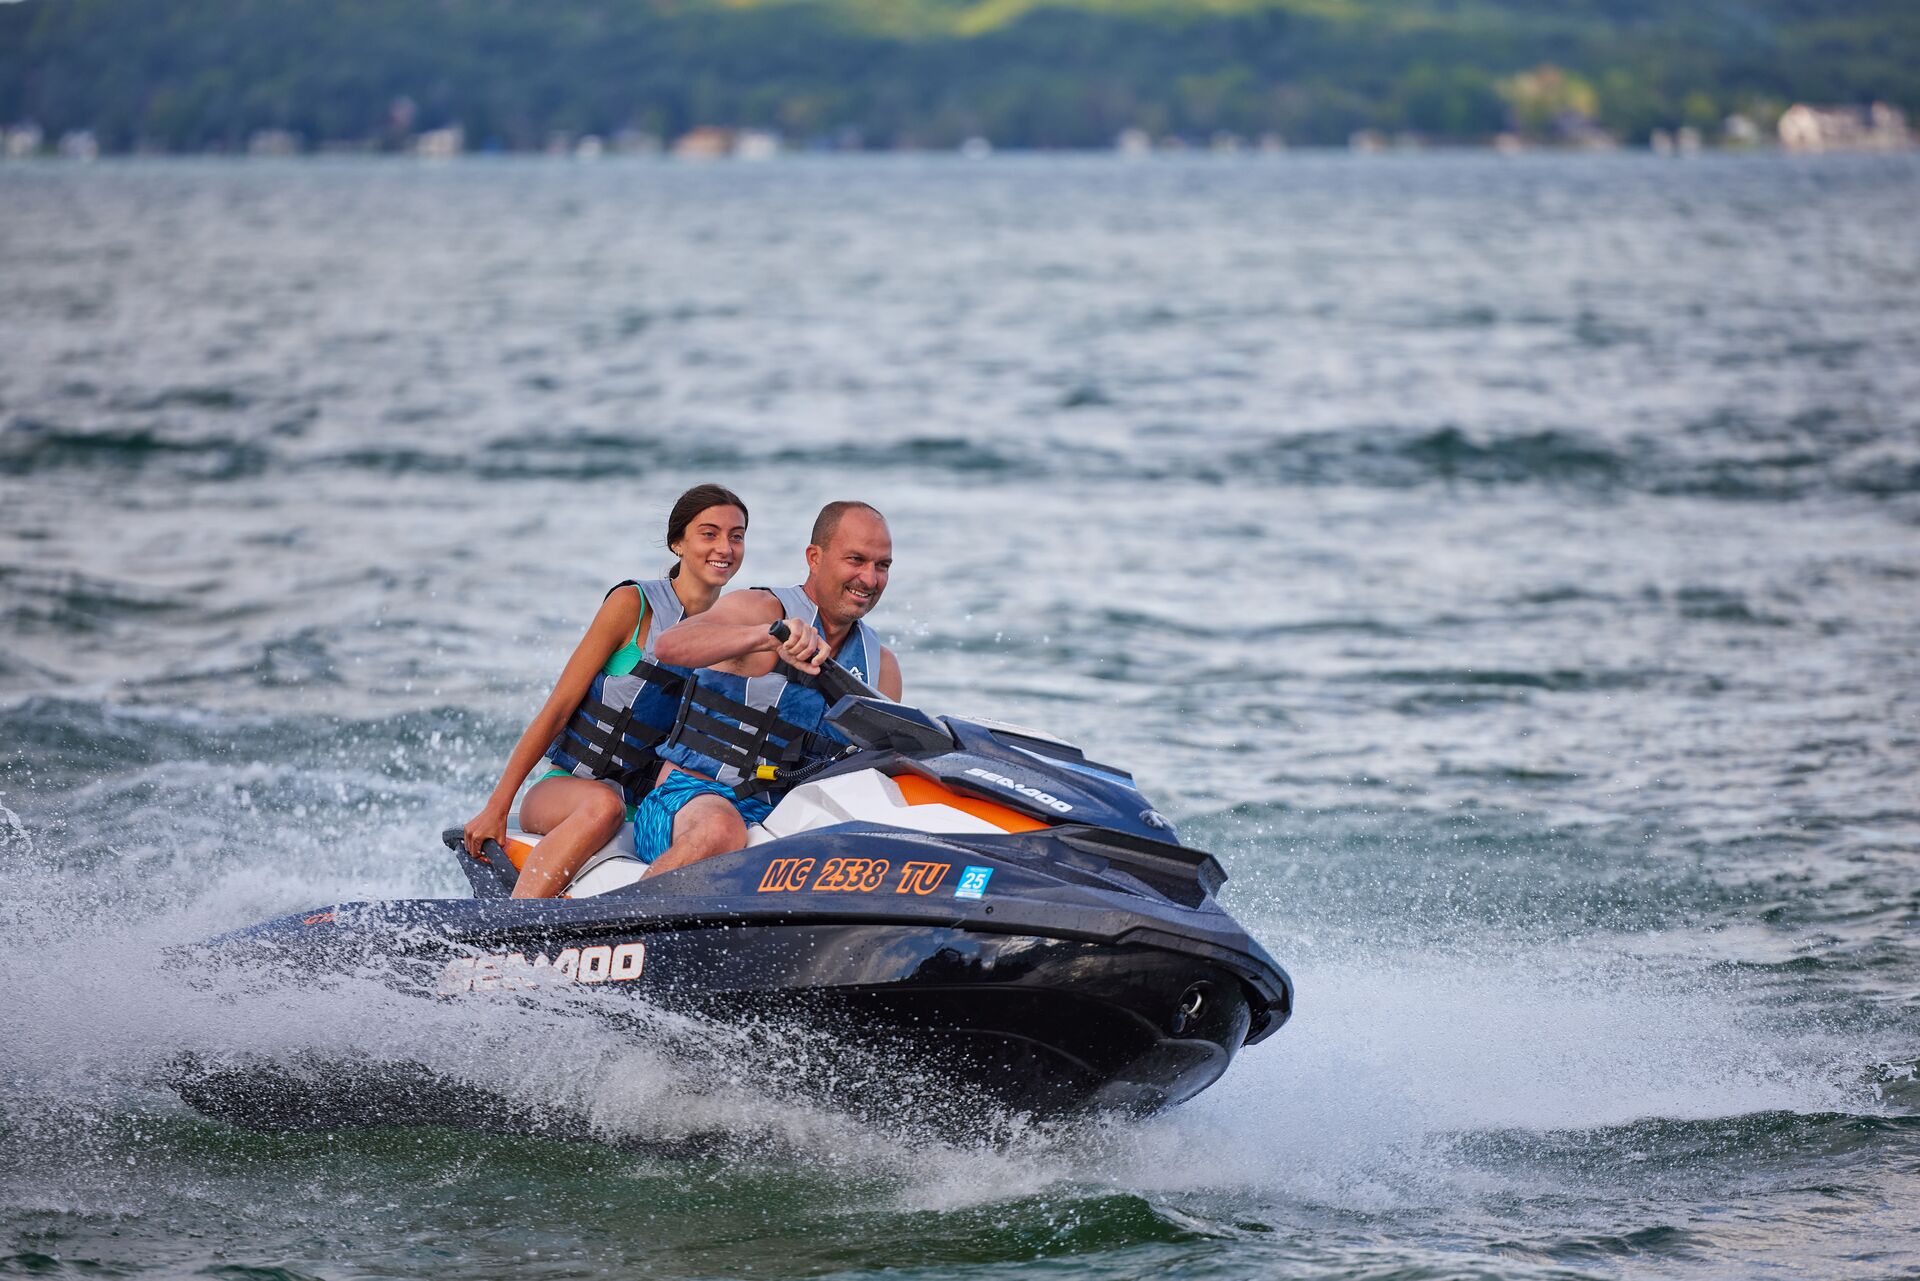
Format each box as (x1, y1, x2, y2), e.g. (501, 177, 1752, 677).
(895, 861, 950, 895)
(812, 857, 890, 892)
(758, 857, 816, 893)
(954, 866, 994, 900)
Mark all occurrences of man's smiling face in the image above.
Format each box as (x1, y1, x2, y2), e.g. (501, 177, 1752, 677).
(809, 506, 892, 626)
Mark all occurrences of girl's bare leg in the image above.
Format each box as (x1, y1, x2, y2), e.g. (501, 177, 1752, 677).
(510, 776, 626, 898)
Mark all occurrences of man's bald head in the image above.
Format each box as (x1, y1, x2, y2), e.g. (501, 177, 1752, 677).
(810, 500, 885, 552)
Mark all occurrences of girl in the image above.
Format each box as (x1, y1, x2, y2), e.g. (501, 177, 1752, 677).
(460, 483, 748, 898)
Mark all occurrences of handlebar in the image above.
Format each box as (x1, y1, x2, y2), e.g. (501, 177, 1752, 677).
(768, 618, 881, 705)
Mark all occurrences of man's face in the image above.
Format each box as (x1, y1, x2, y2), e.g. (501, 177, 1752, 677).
(809, 509, 892, 623)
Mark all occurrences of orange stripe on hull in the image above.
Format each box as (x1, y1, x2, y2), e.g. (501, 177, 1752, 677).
(892, 773, 1048, 833)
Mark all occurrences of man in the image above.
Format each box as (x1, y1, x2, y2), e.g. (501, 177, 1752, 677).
(641, 500, 903, 874)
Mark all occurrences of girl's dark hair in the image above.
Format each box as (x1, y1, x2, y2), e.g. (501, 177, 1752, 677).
(665, 483, 748, 578)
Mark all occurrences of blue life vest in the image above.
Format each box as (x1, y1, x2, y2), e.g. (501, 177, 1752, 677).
(654, 583, 883, 787)
(544, 578, 689, 802)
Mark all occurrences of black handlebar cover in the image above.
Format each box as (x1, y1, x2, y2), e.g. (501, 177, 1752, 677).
(766, 618, 880, 704)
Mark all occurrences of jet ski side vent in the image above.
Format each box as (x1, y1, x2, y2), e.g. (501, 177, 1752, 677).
(988, 729, 1135, 782)
(1053, 827, 1226, 908)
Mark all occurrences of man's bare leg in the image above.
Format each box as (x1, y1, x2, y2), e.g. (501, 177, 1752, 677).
(645, 794, 748, 876)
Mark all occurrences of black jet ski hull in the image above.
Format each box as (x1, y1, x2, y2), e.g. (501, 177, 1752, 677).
(176, 743, 1294, 1132)
(177, 910, 1264, 1129)
(434, 920, 1258, 1114)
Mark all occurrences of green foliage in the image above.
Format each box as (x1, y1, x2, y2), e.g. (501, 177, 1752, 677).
(2, 0, 1917, 150)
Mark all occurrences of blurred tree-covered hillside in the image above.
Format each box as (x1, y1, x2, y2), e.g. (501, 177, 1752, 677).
(2, 0, 1916, 150)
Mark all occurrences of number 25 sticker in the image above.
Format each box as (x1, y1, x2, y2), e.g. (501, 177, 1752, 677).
(955, 866, 994, 900)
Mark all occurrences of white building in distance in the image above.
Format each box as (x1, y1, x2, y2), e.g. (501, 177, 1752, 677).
(1779, 102, 1913, 152)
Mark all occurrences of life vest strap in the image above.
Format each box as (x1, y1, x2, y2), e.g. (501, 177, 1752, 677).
(560, 655, 842, 792)
(561, 702, 670, 776)
(663, 696, 829, 775)
(557, 656, 690, 777)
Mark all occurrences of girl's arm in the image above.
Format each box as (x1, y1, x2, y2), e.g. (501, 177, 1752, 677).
(461, 588, 640, 854)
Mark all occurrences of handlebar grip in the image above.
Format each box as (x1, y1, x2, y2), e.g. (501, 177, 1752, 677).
(479, 838, 519, 889)
(766, 618, 881, 704)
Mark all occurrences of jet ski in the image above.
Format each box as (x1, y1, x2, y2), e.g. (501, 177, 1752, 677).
(174, 629, 1293, 1130)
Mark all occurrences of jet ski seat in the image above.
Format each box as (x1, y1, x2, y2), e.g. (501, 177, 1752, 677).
(494, 813, 647, 898)
(492, 769, 1048, 899)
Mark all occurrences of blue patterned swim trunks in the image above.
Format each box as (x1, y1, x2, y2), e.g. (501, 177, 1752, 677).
(632, 771, 774, 863)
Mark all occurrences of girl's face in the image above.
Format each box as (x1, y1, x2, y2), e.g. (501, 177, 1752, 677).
(673, 505, 747, 590)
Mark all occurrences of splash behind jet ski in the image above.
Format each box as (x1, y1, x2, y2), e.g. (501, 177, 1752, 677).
(176, 630, 1293, 1130)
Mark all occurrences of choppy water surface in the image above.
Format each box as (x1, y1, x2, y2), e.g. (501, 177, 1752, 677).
(2, 153, 1917, 1280)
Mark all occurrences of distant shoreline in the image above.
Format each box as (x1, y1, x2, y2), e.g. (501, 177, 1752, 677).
(6, 146, 1916, 165)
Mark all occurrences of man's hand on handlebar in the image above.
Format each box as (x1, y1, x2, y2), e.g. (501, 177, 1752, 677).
(771, 617, 832, 674)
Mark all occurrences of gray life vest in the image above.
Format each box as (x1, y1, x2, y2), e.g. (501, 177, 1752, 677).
(542, 577, 689, 802)
(652, 583, 884, 787)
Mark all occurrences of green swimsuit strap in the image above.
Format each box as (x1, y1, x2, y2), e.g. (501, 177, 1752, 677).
(603, 586, 649, 677)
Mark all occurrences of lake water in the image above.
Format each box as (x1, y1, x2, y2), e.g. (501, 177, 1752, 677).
(2, 152, 1917, 1280)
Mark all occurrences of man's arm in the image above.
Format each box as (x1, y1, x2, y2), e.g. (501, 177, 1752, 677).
(654, 589, 834, 674)
(652, 589, 783, 668)
(877, 645, 902, 701)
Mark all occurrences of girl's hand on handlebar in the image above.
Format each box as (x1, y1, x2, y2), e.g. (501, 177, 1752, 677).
(462, 804, 508, 856)
(775, 617, 831, 674)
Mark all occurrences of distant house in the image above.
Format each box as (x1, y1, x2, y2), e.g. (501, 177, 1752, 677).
(734, 129, 780, 161)
(1869, 102, 1911, 145)
(1779, 102, 1913, 152)
(4, 123, 43, 158)
(1723, 114, 1763, 147)
(672, 127, 733, 159)
(414, 125, 464, 158)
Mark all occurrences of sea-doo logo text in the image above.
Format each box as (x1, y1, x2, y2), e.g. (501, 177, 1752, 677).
(436, 942, 644, 994)
(963, 767, 1073, 813)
